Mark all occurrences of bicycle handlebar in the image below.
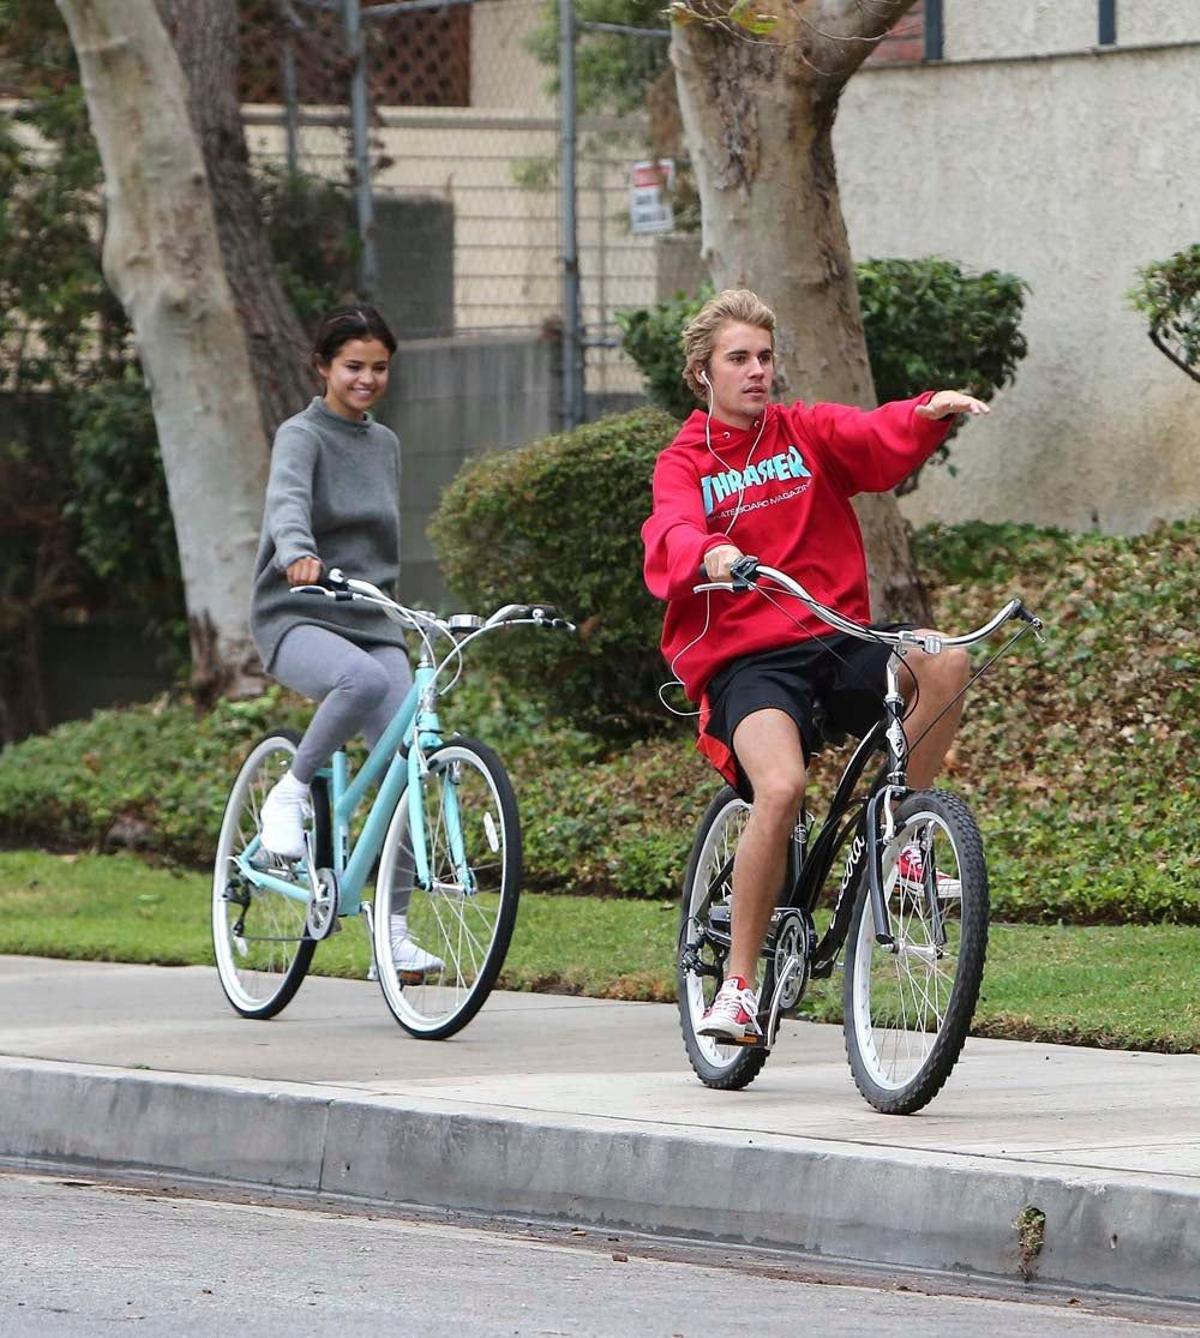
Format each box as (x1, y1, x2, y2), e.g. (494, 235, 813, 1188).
(693, 557, 1044, 652)
(293, 569, 577, 639)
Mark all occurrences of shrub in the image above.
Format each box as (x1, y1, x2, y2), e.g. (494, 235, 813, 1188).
(429, 408, 679, 734)
(618, 257, 1029, 492)
(857, 258, 1027, 491)
(1, 523, 1198, 926)
(1128, 244, 1200, 382)
(615, 287, 710, 421)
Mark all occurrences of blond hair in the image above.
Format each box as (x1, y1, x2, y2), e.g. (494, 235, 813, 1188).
(681, 289, 776, 402)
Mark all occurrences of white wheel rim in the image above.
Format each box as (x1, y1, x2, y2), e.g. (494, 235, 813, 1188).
(683, 797, 753, 1070)
(850, 811, 965, 1091)
(211, 736, 310, 1013)
(374, 746, 510, 1031)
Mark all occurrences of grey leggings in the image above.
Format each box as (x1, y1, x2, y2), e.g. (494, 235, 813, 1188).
(272, 624, 413, 786)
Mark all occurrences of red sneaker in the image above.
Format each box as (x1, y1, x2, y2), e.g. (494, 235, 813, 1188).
(698, 975, 762, 1043)
(896, 841, 961, 897)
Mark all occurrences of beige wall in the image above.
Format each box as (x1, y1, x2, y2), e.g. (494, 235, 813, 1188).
(471, 0, 554, 115)
(1118, 1, 1200, 46)
(836, 38, 1200, 533)
(942, 0, 1200, 60)
(944, 0, 1096, 61)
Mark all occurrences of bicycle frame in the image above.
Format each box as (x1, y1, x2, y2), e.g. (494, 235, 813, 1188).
(232, 657, 459, 917)
(229, 573, 572, 923)
(793, 720, 889, 973)
(694, 559, 1043, 958)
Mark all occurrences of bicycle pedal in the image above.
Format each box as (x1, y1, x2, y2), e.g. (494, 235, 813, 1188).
(734, 1034, 770, 1050)
(706, 1030, 766, 1048)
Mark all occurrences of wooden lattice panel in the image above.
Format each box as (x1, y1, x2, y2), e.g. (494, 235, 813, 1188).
(239, 0, 471, 107)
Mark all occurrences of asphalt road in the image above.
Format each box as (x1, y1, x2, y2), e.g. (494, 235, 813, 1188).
(3, 1172, 1197, 1337)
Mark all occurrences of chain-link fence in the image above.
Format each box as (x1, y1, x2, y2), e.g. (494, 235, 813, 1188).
(239, 0, 697, 425)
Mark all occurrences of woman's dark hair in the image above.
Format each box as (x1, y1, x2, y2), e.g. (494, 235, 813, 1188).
(311, 305, 397, 365)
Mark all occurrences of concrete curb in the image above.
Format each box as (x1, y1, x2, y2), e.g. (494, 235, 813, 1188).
(3, 1055, 1198, 1302)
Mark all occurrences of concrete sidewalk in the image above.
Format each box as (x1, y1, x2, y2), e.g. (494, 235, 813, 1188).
(1, 956, 1197, 1302)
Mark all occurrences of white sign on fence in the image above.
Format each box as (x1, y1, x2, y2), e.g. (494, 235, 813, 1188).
(629, 159, 675, 235)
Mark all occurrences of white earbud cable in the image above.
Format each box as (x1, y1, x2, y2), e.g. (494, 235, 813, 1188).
(658, 372, 768, 716)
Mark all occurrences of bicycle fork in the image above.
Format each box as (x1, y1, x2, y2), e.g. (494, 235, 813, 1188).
(406, 732, 476, 897)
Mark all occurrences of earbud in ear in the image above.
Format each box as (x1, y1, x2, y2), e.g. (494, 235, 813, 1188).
(700, 369, 710, 386)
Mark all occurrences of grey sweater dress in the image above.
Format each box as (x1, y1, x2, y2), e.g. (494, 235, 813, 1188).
(250, 397, 405, 673)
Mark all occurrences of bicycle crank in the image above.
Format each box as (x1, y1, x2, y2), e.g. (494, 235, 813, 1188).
(305, 866, 340, 941)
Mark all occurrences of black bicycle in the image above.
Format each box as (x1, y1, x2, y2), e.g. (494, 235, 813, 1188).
(677, 558, 1043, 1114)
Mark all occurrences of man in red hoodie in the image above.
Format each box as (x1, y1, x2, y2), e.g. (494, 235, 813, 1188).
(641, 289, 989, 1043)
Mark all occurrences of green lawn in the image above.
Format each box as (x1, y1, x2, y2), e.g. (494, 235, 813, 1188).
(2, 850, 1197, 1053)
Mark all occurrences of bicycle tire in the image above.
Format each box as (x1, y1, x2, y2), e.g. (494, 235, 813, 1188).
(842, 788, 988, 1114)
(211, 729, 330, 1020)
(373, 735, 521, 1040)
(678, 786, 772, 1091)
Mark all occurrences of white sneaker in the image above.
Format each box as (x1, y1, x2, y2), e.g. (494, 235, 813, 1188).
(368, 936, 446, 981)
(259, 772, 311, 860)
(697, 975, 762, 1043)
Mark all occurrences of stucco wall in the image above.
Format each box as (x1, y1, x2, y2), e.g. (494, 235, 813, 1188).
(836, 40, 1200, 533)
(942, 0, 1200, 60)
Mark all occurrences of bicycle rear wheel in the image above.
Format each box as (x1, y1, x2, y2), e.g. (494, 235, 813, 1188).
(211, 730, 328, 1019)
(678, 786, 771, 1090)
(373, 736, 520, 1039)
(843, 789, 988, 1114)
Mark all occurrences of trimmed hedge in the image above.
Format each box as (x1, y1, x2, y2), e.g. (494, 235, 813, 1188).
(429, 407, 678, 734)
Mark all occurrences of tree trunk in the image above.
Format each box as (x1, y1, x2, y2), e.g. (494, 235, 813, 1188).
(57, 0, 269, 700)
(156, 0, 314, 439)
(671, 0, 931, 622)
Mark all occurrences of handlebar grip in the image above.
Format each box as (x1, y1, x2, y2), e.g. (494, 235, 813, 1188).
(292, 583, 354, 601)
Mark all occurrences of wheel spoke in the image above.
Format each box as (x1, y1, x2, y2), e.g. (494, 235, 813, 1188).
(212, 736, 317, 1018)
(846, 794, 987, 1113)
(373, 741, 519, 1037)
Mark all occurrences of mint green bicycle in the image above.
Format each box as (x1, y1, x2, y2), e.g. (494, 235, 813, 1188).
(211, 570, 572, 1039)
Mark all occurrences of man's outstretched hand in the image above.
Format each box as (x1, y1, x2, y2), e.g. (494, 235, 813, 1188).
(915, 390, 991, 420)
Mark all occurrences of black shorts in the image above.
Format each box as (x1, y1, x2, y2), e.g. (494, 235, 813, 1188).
(706, 629, 903, 796)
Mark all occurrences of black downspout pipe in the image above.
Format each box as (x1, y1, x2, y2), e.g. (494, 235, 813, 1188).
(923, 0, 944, 61)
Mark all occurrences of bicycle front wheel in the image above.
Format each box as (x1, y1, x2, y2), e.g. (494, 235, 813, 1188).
(373, 736, 520, 1039)
(678, 787, 771, 1091)
(211, 730, 329, 1019)
(843, 789, 988, 1114)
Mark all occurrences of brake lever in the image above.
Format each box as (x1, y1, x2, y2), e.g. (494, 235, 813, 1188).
(1013, 601, 1047, 644)
(729, 554, 761, 590)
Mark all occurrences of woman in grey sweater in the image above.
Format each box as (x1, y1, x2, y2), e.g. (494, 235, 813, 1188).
(250, 305, 440, 976)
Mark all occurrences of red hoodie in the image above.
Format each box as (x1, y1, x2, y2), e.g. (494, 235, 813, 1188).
(641, 394, 953, 780)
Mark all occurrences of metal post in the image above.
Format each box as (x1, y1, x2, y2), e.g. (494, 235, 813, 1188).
(1098, 0, 1117, 46)
(558, 0, 583, 429)
(344, 0, 378, 297)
